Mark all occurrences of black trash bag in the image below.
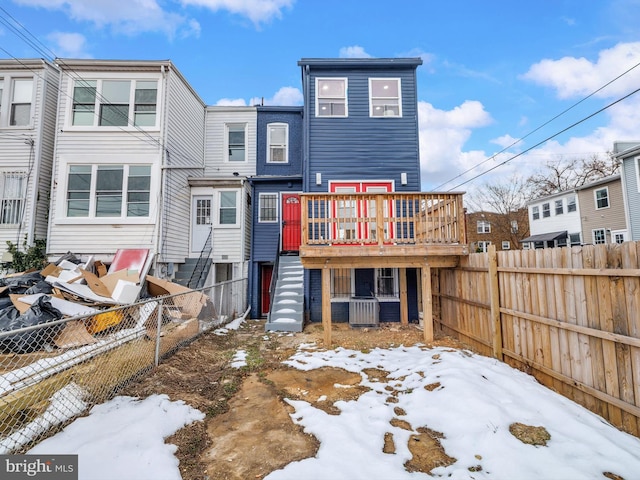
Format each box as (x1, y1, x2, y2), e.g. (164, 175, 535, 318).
(0, 271, 46, 289)
(0, 296, 64, 353)
(0, 296, 13, 312)
(24, 281, 54, 296)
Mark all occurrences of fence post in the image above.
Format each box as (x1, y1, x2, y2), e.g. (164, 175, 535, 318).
(488, 244, 503, 360)
(154, 298, 164, 366)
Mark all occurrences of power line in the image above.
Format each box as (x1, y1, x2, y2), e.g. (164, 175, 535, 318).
(447, 86, 640, 190)
(433, 59, 640, 190)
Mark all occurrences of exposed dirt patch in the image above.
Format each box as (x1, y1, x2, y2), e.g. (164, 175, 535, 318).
(509, 422, 551, 446)
(121, 320, 468, 479)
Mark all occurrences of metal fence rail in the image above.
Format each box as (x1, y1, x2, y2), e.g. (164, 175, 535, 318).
(0, 277, 247, 454)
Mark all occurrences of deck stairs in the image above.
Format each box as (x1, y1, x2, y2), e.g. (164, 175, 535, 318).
(265, 255, 304, 332)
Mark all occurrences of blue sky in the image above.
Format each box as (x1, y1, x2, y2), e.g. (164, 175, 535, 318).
(2, 0, 640, 195)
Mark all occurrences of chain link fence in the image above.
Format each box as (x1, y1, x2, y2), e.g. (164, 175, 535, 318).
(0, 277, 248, 454)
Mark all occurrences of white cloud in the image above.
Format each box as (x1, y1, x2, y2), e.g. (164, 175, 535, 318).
(215, 98, 249, 106)
(14, 0, 199, 38)
(339, 46, 372, 58)
(522, 42, 640, 99)
(221, 86, 303, 107)
(181, 0, 294, 25)
(47, 31, 89, 58)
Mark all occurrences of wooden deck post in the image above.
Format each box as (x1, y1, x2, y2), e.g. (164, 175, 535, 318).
(422, 265, 433, 342)
(400, 267, 408, 325)
(488, 244, 503, 359)
(322, 265, 332, 346)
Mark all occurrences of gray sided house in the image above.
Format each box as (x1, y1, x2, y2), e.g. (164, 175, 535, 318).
(248, 106, 303, 321)
(575, 175, 628, 245)
(615, 141, 640, 241)
(47, 59, 206, 276)
(186, 106, 257, 287)
(297, 58, 425, 325)
(0, 59, 59, 255)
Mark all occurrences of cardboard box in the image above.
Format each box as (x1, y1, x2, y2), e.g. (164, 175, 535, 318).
(144, 275, 207, 318)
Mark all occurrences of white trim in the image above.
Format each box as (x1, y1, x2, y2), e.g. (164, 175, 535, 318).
(315, 77, 348, 117)
(592, 227, 606, 244)
(266, 122, 289, 164)
(258, 192, 279, 223)
(225, 122, 247, 163)
(216, 189, 240, 227)
(594, 186, 610, 210)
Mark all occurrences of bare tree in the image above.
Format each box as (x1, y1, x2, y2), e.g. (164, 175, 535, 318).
(526, 152, 619, 196)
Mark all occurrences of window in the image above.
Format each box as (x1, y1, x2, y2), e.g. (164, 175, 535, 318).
(569, 233, 581, 246)
(476, 241, 490, 253)
(0, 79, 4, 118)
(542, 203, 550, 217)
(66, 164, 151, 218)
(267, 123, 288, 163)
(567, 195, 576, 212)
(502, 241, 511, 250)
(227, 124, 246, 162)
(369, 78, 401, 117)
(10, 78, 32, 126)
(0, 172, 26, 224)
(376, 268, 397, 297)
(219, 191, 237, 225)
(332, 268, 352, 298)
(614, 232, 625, 244)
(259, 193, 278, 222)
(532, 206, 540, 220)
(511, 220, 518, 233)
(71, 79, 158, 127)
(595, 187, 609, 209)
(555, 199, 563, 215)
(593, 228, 606, 244)
(316, 78, 347, 117)
(195, 198, 211, 225)
(477, 220, 491, 234)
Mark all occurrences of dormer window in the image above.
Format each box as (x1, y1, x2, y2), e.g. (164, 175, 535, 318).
(369, 78, 401, 117)
(316, 78, 347, 117)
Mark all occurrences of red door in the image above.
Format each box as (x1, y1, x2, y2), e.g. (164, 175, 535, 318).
(260, 264, 273, 316)
(282, 193, 301, 252)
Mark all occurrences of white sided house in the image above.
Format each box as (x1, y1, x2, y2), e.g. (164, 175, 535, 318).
(0, 59, 59, 255)
(523, 189, 582, 248)
(187, 106, 256, 285)
(47, 59, 206, 276)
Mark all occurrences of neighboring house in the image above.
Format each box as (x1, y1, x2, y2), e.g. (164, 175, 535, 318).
(187, 106, 257, 286)
(294, 57, 468, 327)
(575, 175, 627, 244)
(614, 141, 640, 241)
(0, 59, 59, 255)
(248, 106, 303, 319)
(522, 189, 582, 249)
(46, 59, 206, 279)
(466, 209, 529, 252)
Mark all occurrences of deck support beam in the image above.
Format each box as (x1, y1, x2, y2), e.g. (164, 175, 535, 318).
(400, 268, 408, 325)
(422, 265, 433, 343)
(322, 265, 331, 346)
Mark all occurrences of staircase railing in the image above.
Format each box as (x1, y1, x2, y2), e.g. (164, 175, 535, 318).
(188, 226, 213, 289)
(266, 233, 281, 323)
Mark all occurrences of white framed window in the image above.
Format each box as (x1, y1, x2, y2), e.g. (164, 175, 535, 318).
(226, 124, 246, 162)
(66, 164, 151, 218)
(267, 123, 288, 163)
(592, 228, 606, 244)
(555, 199, 563, 215)
(0, 79, 3, 118)
(316, 78, 347, 117)
(376, 268, 398, 298)
(567, 195, 577, 212)
(218, 190, 238, 226)
(502, 241, 511, 250)
(10, 78, 33, 127)
(542, 203, 550, 217)
(569, 233, 581, 246)
(369, 78, 401, 117)
(0, 171, 26, 225)
(195, 198, 211, 225)
(510, 220, 518, 233)
(477, 220, 491, 234)
(477, 241, 490, 253)
(595, 187, 609, 209)
(532, 206, 539, 220)
(258, 193, 278, 223)
(71, 79, 158, 128)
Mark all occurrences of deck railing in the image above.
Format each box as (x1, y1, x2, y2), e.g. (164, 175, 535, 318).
(300, 192, 466, 247)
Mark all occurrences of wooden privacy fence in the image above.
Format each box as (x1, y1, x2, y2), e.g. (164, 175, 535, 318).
(435, 242, 640, 437)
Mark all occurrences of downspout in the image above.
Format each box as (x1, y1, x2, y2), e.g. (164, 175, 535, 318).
(303, 64, 310, 193)
(413, 65, 421, 192)
(154, 64, 171, 275)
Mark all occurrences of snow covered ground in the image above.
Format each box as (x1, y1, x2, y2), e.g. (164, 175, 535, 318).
(27, 336, 640, 480)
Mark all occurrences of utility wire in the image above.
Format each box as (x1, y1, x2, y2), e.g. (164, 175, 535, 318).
(447, 86, 640, 190)
(434, 60, 640, 190)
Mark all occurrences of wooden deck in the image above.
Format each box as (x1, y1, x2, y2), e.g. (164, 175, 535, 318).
(298, 192, 468, 345)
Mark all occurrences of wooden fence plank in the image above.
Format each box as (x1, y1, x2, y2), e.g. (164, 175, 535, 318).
(622, 241, 640, 434)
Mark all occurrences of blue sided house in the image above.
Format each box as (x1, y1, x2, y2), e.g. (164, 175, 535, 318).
(256, 58, 468, 343)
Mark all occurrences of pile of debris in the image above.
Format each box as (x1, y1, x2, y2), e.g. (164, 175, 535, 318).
(0, 249, 208, 354)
